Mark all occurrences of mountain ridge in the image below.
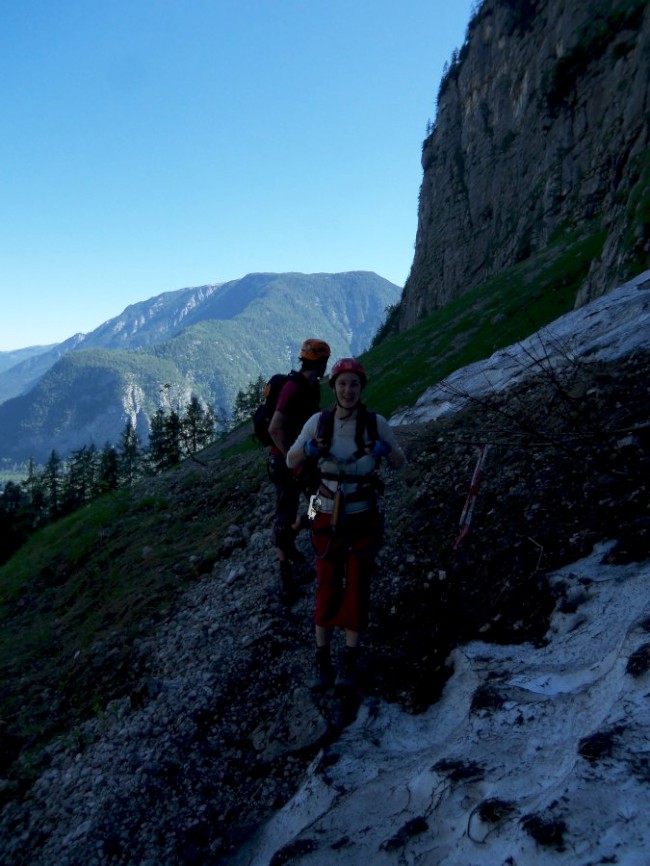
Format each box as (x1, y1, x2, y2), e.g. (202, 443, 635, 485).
(0, 271, 399, 464)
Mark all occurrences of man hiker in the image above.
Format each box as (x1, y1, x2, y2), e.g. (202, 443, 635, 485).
(268, 338, 331, 605)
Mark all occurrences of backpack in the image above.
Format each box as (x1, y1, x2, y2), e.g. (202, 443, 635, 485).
(252, 370, 305, 446)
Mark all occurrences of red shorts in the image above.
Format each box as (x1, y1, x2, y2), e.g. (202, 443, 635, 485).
(311, 508, 383, 632)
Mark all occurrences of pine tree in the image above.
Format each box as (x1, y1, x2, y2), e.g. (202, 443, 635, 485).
(0, 481, 30, 565)
(43, 449, 63, 517)
(166, 410, 182, 466)
(182, 396, 215, 455)
(232, 374, 267, 425)
(148, 409, 181, 472)
(148, 409, 169, 473)
(62, 444, 98, 513)
(118, 419, 143, 485)
(21, 457, 47, 530)
(97, 442, 120, 494)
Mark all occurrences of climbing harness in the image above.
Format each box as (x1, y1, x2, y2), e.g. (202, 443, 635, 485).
(308, 451, 384, 561)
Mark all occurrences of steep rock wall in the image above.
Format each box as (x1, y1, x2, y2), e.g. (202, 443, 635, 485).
(399, 0, 650, 330)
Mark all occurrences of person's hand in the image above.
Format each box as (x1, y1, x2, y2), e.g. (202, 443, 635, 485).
(304, 438, 327, 458)
(367, 440, 392, 458)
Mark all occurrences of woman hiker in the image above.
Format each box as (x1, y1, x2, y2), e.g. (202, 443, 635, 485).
(286, 357, 406, 692)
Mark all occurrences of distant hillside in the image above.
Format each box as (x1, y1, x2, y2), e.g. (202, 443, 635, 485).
(0, 283, 227, 405)
(0, 335, 88, 405)
(0, 272, 399, 464)
(0, 345, 56, 376)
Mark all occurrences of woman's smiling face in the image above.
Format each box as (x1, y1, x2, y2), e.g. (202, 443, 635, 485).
(335, 372, 362, 409)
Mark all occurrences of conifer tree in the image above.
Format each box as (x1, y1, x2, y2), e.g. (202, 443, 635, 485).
(148, 409, 169, 473)
(148, 408, 182, 471)
(166, 409, 182, 466)
(0, 481, 30, 565)
(182, 395, 215, 454)
(97, 442, 120, 494)
(23, 457, 47, 527)
(43, 449, 63, 517)
(62, 444, 98, 513)
(118, 419, 143, 485)
(232, 374, 267, 424)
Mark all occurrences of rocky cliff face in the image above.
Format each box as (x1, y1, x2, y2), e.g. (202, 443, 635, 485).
(399, 0, 650, 329)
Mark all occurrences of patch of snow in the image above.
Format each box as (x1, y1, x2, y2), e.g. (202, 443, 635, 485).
(235, 544, 650, 864)
(391, 269, 650, 427)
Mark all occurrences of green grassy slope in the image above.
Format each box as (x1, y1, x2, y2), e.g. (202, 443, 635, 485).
(361, 227, 606, 417)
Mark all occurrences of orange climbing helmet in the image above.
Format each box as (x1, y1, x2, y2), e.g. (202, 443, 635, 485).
(299, 339, 331, 362)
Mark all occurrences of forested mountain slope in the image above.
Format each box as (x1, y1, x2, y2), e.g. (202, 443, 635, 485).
(0, 272, 399, 463)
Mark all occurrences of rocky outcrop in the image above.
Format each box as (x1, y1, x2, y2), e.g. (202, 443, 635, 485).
(399, 0, 650, 329)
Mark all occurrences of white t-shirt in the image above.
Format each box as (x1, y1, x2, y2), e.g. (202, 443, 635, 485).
(287, 409, 405, 514)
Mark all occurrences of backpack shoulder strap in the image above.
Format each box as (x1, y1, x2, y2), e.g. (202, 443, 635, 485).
(266, 372, 288, 395)
(354, 403, 379, 453)
(316, 406, 336, 446)
(272, 370, 307, 417)
(317, 404, 379, 455)
(366, 409, 378, 443)
(355, 406, 381, 462)
(287, 369, 307, 388)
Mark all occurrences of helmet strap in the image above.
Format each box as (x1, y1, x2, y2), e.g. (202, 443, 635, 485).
(335, 398, 357, 419)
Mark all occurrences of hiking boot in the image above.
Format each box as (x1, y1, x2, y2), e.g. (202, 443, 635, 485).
(286, 542, 306, 564)
(278, 525, 306, 564)
(310, 645, 335, 692)
(296, 513, 311, 533)
(278, 560, 300, 606)
(335, 646, 359, 694)
(287, 523, 307, 563)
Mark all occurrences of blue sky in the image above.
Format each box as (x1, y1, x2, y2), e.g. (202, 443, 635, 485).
(1, 0, 475, 351)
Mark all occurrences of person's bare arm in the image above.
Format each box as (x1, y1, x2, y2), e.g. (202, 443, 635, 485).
(268, 410, 291, 456)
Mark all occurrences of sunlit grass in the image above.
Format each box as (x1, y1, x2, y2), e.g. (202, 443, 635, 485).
(360, 227, 606, 416)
